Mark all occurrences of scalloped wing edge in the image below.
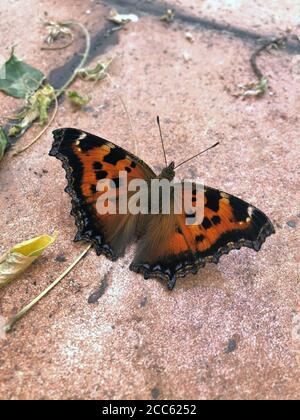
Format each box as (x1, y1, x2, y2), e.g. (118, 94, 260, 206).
(50, 128, 119, 261)
(130, 219, 275, 290)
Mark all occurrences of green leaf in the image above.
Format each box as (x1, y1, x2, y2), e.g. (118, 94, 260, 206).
(0, 233, 57, 289)
(0, 127, 9, 160)
(0, 49, 45, 99)
(67, 90, 91, 107)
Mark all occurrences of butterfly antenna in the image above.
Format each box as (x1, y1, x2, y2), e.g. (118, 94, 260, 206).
(107, 73, 139, 156)
(174, 142, 220, 170)
(157, 116, 168, 167)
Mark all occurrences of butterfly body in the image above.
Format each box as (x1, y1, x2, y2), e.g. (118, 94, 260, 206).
(158, 162, 176, 181)
(50, 128, 275, 290)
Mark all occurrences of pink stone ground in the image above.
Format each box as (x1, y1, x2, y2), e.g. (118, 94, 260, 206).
(0, 0, 299, 400)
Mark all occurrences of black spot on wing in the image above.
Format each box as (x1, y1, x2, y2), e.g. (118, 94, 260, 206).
(93, 162, 103, 170)
(211, 215, 221, 225)
(80, 135, 107, 152)
(91, 184, 97, 194)
(229, 195, 249, 222)
(205, 189, 221, 212)
(103, 148, 127, 165)
(96, 170, 108, 180)
(196, 234, 205, 242)
(202, 217, 213, 229)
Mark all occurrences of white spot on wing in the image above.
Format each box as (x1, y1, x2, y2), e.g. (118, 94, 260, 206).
(78, 132, 87, 141)
(221, 192, 230, 199)
(248, 206, 254, 217)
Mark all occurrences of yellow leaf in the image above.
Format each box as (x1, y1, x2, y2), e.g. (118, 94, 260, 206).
(0, 233, 57, 289)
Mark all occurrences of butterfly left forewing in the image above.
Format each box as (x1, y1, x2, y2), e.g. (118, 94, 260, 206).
(50, 128, 156, 260)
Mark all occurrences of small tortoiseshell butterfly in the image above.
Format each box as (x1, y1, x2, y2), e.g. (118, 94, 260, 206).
(50, 127, 275, 290)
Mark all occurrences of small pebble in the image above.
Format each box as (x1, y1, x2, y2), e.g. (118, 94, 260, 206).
(287, 220, 297, 228)
(183, 51, 192, 62)
(185, 31, 194, 42)
(151, 388, 160, 399)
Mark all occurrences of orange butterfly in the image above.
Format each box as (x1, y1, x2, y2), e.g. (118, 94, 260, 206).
(50, 127, 275, 290)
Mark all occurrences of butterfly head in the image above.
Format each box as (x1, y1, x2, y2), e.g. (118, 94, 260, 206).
(159, 161, 175, 181)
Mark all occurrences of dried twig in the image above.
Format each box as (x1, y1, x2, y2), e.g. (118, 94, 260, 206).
(234, 36, 287, 98)
(250, 36, 287, 80)
(4, 244, 92, 333)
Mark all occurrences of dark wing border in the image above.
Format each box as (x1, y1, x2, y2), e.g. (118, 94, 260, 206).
(50, 127, 155, 261)
(130, 189, 275, 290)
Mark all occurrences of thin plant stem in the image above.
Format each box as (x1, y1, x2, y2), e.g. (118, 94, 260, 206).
(55, 21, 91, 98)
(4, 244, 92, 333)
(41, 34, 74, 51)
(250, 36, 287, 80)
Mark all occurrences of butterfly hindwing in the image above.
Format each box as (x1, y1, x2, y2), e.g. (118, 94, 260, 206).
(50, 128, 156, 260)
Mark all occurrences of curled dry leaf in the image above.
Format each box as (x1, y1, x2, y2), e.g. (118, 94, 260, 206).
(237, 76, 269, 98)
(108, 9, 138, 25)
(43, 21, 74, 49)
(0, 127, 8, 160)
(76, 58, 113, 82)
(0, 233, 57, 289)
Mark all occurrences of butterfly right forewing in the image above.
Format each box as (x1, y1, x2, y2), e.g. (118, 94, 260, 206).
(130, 184, 275, 289)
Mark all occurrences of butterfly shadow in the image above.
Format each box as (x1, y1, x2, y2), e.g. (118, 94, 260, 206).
(172, 264, 227, 292)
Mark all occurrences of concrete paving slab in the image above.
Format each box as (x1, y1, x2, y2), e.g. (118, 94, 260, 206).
(0, 0, 299, 400)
